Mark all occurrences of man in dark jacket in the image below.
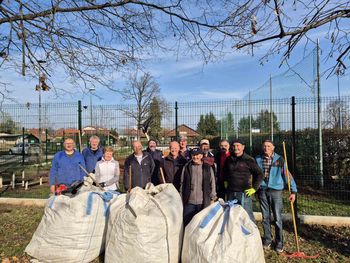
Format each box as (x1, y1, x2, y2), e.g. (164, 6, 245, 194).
(124, 140, 155, 191)
(82, 135, 103, 173)
(161, 141, 187, 190)
(144, 139, 163, 185)
(214, 139, 230, 200)
(180, 148, 217, 226)
(223, 138, 264, 223)
(179, 136, 191, 161)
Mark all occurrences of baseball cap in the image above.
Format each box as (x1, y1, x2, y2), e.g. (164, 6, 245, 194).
(232, 138, 245, 145)
(191, 148, 203, 155)
(200, 139, 210, 145)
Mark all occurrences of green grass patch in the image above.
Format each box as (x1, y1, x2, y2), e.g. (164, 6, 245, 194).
(252, 191, 350, 217)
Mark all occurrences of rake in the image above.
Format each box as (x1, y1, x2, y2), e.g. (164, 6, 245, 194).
(281, 141, 319, 259)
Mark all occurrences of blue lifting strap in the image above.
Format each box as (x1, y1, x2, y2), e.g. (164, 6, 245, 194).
(86, 191, 120, 216)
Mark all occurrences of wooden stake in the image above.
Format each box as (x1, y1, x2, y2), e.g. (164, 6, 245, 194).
(12, 173, 15, 189)
(25, 181, 28, 190)
(0, 176, 2, 188)
(39, 177, 43, 185)
(22, 170, 25, 187)
(128, 165, 132, 192)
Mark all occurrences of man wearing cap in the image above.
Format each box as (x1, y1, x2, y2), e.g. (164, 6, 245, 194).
(144, 139, 163, 185)
(255, 140, 297, 253)
(179, 136, 191, 161)
(223, 138, 264, 223)
(180, 147, 217, 226)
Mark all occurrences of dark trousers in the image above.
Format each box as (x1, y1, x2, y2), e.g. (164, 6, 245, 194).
(257, 189, 283, 249)
(183, 204, 203, 226)
(217, 179, 226, 200)
(227, 191, 256, 223)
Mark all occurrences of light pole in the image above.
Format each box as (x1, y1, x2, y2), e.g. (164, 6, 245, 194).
(88, 88, 95, 128)
(35, 60, 48, 145)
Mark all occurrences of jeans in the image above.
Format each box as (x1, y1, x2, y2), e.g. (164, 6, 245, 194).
(183, 204, 203, 226)
(257, 189, 283, 249)
(227, 191, 256, 224)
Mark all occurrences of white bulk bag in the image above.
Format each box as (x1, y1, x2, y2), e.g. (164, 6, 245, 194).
(182, 199, 265, 263)
(105, 183, 183, 263)
(25, 189, 119, 263)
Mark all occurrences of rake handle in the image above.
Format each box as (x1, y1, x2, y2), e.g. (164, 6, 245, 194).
(160, 167, 166, 184)
(282, 141, 300, 253)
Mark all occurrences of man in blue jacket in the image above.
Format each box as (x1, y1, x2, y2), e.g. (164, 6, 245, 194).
(49, 138, 86, 193)
(82, 135, 103, 173)
(255, 140, 297, 254)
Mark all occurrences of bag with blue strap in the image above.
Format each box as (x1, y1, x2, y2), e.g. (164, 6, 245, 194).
(104, 183, 183, 263)
(182, 199, 265, 263)
(25, 175, 120, 263)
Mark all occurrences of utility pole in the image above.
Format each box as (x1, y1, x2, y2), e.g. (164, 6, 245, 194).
(35, 60, 48, 146)
(317, 39, 324, 188)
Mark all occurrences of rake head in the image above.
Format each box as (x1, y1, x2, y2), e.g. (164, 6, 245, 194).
(281, 251, 319, 259)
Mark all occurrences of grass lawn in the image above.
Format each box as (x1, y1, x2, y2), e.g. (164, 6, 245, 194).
(0, 204, 349, 262)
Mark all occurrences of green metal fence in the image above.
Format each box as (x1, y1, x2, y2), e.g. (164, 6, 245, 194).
(0, 96, 349, 217)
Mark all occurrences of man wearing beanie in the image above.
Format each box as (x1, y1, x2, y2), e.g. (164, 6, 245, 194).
(223, 138, 264, 223)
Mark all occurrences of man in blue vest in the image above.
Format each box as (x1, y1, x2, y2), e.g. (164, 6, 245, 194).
(50, 138, 86, 193)
(82, 135, 103, 173)
(255, 140, 297, 253)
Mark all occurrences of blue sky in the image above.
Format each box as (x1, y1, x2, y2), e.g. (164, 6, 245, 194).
(1, 37, 350, 106)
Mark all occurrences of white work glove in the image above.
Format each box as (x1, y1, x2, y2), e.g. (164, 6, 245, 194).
(83, 175, 94, 187)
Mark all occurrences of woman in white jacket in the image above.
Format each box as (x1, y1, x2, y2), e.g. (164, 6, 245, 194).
(95, 146, 120, 191)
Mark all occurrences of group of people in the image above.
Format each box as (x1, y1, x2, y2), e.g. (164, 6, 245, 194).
(49, 136, 120, 193)
(49, 135, 297, 254)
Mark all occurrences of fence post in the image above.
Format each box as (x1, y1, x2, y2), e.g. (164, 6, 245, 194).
(249, 91, 252, 154)
(45, 128, 48, 163)
(25, 181, 28, 190)
(22, 170, 25, 187)
(317, 39, 324, 188)
(12, 173, 15, 189)
(78, 100, 82, 152)
(22, 127, 25, 165)
(291, 96, 296, 177)
(291, 96, 299, 225)
(175, 101, 179, 141)
(0, 176, 2, 188)
(40, 177, 43, 185)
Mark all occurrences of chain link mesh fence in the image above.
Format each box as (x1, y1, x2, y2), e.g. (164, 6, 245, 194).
(0, 95, 349, 217)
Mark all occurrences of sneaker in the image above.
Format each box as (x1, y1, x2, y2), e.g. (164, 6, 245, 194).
(275, 247, 284, 253)
(263, 243, 272, 250)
